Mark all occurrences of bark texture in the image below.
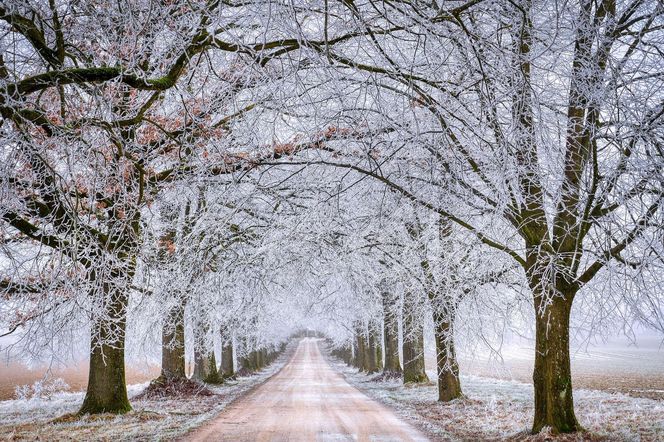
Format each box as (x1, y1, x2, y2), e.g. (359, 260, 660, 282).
(238, 338, 257, 373)
(192, 321, 221, 383)
(433, 314, 462, 401)
(79, 285, 131, 414)
(160, 299, 186, 379)
(509, 0, 584, 433)
(220, 339, 235, 378)
(367, 321, 382, 374)
(192, 337, 221, 384)
(354, 325, 369, 372)
(532, 284, 580, 433)
(402, 295, 428, 384)
(382, 291, 402, 374)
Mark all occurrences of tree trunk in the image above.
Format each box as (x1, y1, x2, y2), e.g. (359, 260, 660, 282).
(160, 299, 186, 379)
(351, 341, 360, 369)
(193, 350, 221, 383)
(79, 282, 131, 414)
(402, 294, 428, 384)
(433, 312, 462, 401)
(238, 338, 256, 373)
(192, 323, 222, 384)
(238, 355, 252, 372)
(354, 325, 368, 371)
(532, 283, 580, 433)
(220, 338, 235, 378)
(382, 291, 402, 374)
(367, 321, 382, 374)
(343, 344, 353, 365)
(253, 349, 263, 370)
(349, 338, 360, 368)
(332, 344, 352, 365)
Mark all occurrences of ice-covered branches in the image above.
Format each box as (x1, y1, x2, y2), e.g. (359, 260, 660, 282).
(0, 1, 662, 434)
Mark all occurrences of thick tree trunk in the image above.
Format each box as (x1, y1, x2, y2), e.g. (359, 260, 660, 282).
(433, 313, 462, 401)
(238, 355, 252, 372)
(252, 349, 263, 370)
(238, 353, 252, 372)
(375, 326, 383, 371)
(192, 323, 222, 384)
(350, 342, 358, 368)
(160, 299, 186, 379)
(532, 284, 580, 433)
(402, 295, 428, 384)
(193, 350, 221, 383)
(343, 344, 353, 365)
(367, 321, 382, 374)
(238, 338, 257, 373)
(351, 341, 359, 368)
(382, 291, 402, 374)
(79, 283, 131, 414)
(331, 344, 353, 365)
(220, 338, 235, 378)
(354, 325, 369, 371)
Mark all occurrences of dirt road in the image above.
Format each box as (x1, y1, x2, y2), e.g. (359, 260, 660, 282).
(186, 338, 428, 442)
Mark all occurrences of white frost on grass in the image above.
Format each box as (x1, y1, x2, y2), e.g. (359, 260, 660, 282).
(0, 382, 151, 427)
(0, 389, 85, 426)
(0, 380, 152, 427)
(335, 361, 664, 441)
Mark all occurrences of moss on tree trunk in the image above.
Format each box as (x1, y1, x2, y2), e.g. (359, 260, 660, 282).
(193, 346, 222, 384)
(192, 322, 222, 384)
(238, 338, 257, 373)
(253, 349, 264, 370)
(354, 324, 369, 371)
(383, 292, 402, 374)
(220, 339, 234, 378)
(532, 284, 581, 433)
(367, 321, 382, 374)
(403, 294, 428, 384)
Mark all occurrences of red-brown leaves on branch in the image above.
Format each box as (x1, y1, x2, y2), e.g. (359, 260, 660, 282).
(273, 142, 296, 157)
(322, 126, 355, 139)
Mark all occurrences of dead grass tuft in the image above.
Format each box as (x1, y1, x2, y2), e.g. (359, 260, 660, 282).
(134, 376, 214, 400)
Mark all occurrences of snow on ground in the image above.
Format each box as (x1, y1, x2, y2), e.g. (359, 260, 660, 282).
(333, 360, 664, 442)
(0, 348, 293, 442)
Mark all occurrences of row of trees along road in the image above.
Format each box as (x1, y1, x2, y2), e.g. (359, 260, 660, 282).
(1, 0, 663, 436)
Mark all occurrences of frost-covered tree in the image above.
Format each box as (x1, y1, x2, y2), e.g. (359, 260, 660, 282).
(0, 0, 228, 413)
(277, 0, 664, 433)
(0, 0, 365, 414)
(1, 0, 661, 434)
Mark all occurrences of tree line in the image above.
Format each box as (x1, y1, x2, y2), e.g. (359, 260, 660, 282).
(1, 0, 662, 436)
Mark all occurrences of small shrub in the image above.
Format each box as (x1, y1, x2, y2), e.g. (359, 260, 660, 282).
(14, 377, 70, 400)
